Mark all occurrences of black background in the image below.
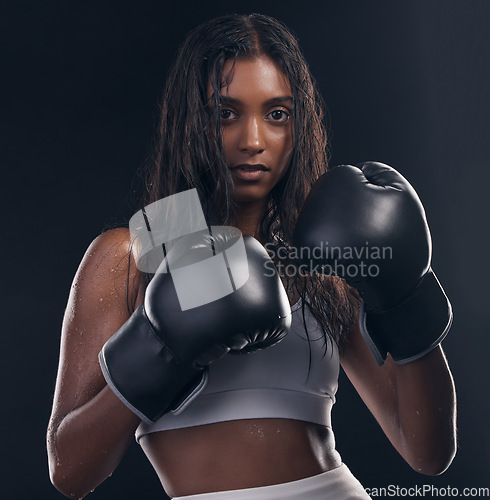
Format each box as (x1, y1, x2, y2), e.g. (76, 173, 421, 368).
(3, 1, 489, 498)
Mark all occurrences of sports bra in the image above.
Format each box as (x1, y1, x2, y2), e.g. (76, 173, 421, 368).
(135, 299, 339, 442)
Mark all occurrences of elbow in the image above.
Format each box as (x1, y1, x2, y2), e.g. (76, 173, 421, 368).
(426, 445, 457, 476)
(46, 421, 120, 499)
(47, 432, 77, 499)
(49, 459, 90, 500)
(49, 464, 78, 499)
(409, 441, 457, 476)
(47, 432, 91, 500)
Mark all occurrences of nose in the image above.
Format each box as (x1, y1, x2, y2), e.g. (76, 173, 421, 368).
(238, 116, 265, 155)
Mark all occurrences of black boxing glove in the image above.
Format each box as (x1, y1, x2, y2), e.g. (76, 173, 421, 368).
(293, 162, 452, 365)
(99, 227, 291, 422)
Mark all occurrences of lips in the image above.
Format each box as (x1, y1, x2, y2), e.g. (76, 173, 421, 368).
(230, 164, 270, 181)
(231, 164, 270, 171)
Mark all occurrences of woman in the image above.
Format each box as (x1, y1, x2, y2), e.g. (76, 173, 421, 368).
(47, 13, 457, 499)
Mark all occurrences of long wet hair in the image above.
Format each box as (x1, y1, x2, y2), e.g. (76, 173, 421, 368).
(138, 13, 360, 351)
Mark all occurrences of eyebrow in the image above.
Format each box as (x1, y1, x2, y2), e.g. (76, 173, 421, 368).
(218, 95, 293, 106)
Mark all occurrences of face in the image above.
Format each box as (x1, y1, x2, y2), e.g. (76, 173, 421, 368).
(211, 55, 294, 204)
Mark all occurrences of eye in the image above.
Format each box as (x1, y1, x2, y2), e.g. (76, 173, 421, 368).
(267, 109, 290, 122)
(219, 108, 237, 120)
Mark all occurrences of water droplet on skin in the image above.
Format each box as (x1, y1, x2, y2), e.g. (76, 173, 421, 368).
(246, 422, 265, 438)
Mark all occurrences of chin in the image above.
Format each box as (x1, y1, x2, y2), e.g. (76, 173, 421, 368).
(233, 188, 268, 204)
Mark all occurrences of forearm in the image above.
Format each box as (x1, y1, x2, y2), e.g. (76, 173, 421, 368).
(47, 385, 141, 499)
(390, 346, 457, 474)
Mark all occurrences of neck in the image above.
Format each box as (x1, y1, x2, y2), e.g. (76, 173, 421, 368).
(232, 199, 267, 243)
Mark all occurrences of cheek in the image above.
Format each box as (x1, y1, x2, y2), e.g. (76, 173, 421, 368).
(272, 130, 293, 167)
(221, 129, 234, 161)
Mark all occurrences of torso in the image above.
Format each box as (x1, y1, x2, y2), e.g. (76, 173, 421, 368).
(140, 418, 341, 497)
(134, 258, 341, 497)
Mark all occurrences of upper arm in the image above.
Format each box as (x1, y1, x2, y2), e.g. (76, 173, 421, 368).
(49, 228, 145, 426)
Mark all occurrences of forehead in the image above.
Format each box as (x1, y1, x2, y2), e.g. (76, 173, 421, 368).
(213, 55, 292, 99)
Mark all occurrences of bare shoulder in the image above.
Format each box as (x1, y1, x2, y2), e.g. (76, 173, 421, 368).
(81, 227, 133, 280)
(74, 228, 144, 313)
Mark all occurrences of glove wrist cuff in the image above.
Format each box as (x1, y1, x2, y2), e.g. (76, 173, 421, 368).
(99, 305, 207, 423)
(359, 269, 453, 365)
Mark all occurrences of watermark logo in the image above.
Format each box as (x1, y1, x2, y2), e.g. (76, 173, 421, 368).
(129, 189, 249, 311)
(365, 484, 490, 497)
(264, 241, 393, 279)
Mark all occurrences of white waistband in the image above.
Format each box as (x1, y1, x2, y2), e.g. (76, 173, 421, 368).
(172, 463, 371, 500)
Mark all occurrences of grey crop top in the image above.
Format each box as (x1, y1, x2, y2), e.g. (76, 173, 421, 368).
(135, 299, 339, 442)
